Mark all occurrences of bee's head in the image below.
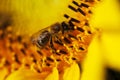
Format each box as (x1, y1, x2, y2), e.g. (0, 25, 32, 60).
(31, 30, 51, 48)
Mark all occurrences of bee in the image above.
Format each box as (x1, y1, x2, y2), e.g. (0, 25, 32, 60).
(31, 22, 74, 50)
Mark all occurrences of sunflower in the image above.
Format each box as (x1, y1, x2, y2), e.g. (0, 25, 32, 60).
(0, 0, 120, 80)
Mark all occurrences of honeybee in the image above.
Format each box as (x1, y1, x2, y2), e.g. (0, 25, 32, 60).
(31, 22, 73, 49)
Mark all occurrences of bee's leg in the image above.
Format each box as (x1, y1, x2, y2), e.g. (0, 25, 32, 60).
(49, 36, 59, 55)
(54, 35, 63, 46)
(49, 36, 55, 50)
(36, 41, 42, 48)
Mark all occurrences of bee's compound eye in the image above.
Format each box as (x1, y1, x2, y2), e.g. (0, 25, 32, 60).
(51, 23, 61, 33)
(37, 30, 51, 47)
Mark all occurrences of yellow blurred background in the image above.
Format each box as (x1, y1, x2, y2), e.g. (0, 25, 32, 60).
(82, 0, 120, 80)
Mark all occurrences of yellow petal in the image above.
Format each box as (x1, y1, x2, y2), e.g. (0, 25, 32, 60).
(82, 0, 120, 80)
(63, 62, 80, 80)
(90, 0, 120, 30)
(90, 0, 120, 70)
(0, 68, 8, 80)
(45, 67, 59, 80)
(81, 33, 105, 80)
(6, 68, 49, 80)
(101, 32, 120, 70)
